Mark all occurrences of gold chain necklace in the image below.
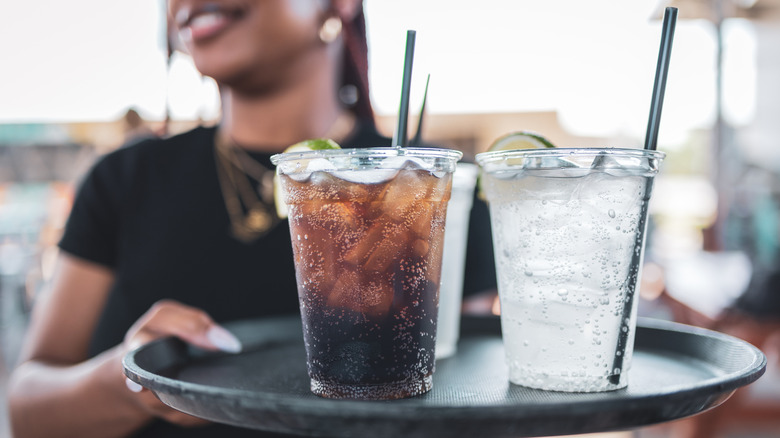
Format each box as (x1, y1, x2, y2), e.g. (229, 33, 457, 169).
(214, 134, 278, 243)
(213, 112, 356, 243)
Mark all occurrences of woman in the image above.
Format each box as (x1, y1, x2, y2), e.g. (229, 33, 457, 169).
(8, 0, 386, 436)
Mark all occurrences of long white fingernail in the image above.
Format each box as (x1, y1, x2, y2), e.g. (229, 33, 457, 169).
(126, 378, 144, 393)
(206, 326, 242, 353)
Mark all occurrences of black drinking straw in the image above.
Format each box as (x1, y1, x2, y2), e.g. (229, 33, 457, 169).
(644, 7, 678, 151)
(609, 7, 678, 386)
(411, 74, 431, 147)
(392, 30, 417, 148)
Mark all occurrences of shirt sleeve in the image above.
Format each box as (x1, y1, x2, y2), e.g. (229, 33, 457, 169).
(58, 152, 127, 269)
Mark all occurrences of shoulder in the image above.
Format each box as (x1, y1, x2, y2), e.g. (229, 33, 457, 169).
(93, 126, 216, 176)
(111, 125, 215, 161)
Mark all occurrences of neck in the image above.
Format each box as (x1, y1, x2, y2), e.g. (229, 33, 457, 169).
(219, 50, 345, 153)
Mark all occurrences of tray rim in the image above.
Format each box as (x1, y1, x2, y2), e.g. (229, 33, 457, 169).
(123, 315, 767, 420)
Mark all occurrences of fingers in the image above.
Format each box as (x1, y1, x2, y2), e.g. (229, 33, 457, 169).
(125, 300, 242, 353)
(122, 300, 241, 428)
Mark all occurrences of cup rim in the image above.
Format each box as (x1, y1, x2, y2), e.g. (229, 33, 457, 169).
(475, 147, 665, 166)
(271, 147, 463, 165)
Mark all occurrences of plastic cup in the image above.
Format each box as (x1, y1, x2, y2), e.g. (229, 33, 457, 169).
(476, 148, 664, 392)
(435, 163, 478, 359)
(272, 147, 462, 400)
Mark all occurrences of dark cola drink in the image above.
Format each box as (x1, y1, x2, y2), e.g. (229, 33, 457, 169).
(274, 148, 460, 400)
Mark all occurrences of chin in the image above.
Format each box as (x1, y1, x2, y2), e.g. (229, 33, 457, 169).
(199, 62, 278, 95)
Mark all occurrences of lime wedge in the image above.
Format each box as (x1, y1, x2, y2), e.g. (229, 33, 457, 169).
(478, 131, 556, 201)
(274, 139, 342, 219)
(488, 131, 555, 151)
(285, 138, 342, 153)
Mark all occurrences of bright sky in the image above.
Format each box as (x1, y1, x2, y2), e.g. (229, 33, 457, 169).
(0, 0, 757, 144)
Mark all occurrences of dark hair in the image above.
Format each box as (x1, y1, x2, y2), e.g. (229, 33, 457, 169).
(341, 5, 375, 127)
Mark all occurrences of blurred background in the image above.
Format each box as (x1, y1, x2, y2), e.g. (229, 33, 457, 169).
(1, 0, 779, 437)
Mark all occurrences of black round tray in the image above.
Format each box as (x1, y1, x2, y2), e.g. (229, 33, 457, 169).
(124, 316, 766, 437)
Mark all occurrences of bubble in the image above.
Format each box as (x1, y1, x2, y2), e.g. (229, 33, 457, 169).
(608, 209, 616, 218)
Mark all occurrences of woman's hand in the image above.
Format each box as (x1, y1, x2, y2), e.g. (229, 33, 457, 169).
(121, 299, 242, 427)
(11, 256, 245, 437)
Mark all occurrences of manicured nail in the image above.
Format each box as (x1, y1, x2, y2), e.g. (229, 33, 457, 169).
(126, 378, 144, 393)
(206, 326, 242, 353)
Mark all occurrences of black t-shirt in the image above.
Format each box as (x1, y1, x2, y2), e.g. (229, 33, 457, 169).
(59, 122, 495, 437)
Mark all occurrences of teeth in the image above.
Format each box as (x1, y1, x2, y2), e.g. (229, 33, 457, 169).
(189, 12, 226, 30)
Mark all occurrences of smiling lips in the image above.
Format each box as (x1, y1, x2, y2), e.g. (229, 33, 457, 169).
(176, 3, 246, 43)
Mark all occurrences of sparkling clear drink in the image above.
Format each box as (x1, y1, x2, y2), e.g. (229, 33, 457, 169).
(272, 148, 461, 400)
(476, 148, 663, 392)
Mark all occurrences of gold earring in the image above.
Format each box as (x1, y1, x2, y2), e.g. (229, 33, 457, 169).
(319, 16, 343, 44)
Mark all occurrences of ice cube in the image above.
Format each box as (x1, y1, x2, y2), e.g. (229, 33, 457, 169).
(286, 158, 337, 182)
(308, 157, 338, 172)
(302, 202, 363, 250)
(410, 205, 435, 237)
(574, 171, 646, 211)
(331, 155, 434, 185)
(412, 239, 429, 258)
(490, 169, 522, 181)
(389, 156, 430, 171)
(364, 225, 409, 272)
(343, 221, 386, 265)
(590, 152, 622, 171)
(327, 271, 360, 308)
(327, 271, 393, 317)
(380, 171, 425, 220)
(332, 168, 399, 184)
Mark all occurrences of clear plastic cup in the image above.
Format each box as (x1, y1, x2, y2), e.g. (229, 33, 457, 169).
(272, 147, 462, 399)
(476, 148, 664, 392)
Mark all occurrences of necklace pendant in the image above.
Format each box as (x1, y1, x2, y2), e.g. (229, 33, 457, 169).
(245, 208, 272, 233)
